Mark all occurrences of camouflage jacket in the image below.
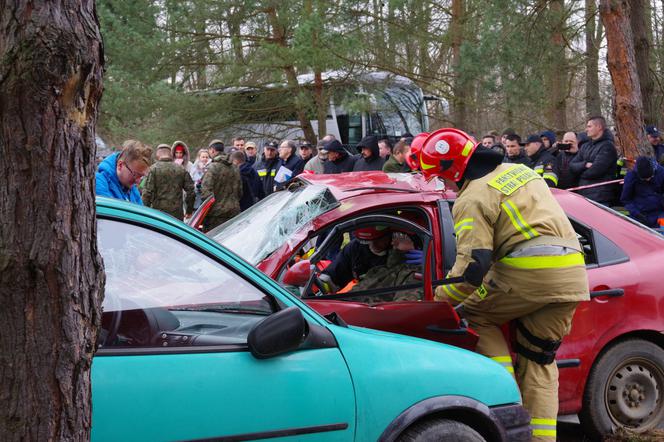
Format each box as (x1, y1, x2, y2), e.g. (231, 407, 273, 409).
(350, 249, 423, 304)
(142, 158, 195, 220)
(201, 153, 242, 220)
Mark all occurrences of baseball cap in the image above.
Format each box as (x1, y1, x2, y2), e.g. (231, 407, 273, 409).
(264, 141, 279, 150)
(524, 134, 542, 145)
(646, 125, 661, 137)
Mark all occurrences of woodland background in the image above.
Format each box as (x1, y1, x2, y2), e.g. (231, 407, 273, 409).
(98, 0, 664, 146)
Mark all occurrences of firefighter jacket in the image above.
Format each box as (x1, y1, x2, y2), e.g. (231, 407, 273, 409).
(142, 157, 195, 219)
(435, 163, 589, 304)
(528, 147, 559, 187)
(201, 153, 242, 221)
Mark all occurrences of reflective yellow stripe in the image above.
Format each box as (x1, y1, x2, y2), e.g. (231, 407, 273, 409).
(270, 170, 276, 176)
(531, 418, 557, 426)
(454, 217, 474, 229)
(257, 170, 267, 177)
(454, 218, 474, 235)
(532, 429, 556, 437)
(442, 283, 470, 302)
(461, 140, 474, 156)
(534, 165, 544, 174)
(501, 200, 540, 240)
(542, 172, 558, 186)
(420, 158, 436, 170)
(442, 284, 463, 302)
(487, 164, 540, 195)
(500, 253, 585, 269)
(491, 356, 514, 374)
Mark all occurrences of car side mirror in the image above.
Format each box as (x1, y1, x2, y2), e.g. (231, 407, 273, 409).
(247, 307, 308, 359)
(282, 260, 312, 287)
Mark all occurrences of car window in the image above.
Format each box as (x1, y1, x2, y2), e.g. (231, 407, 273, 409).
(569, 218, 629, 268)
(98, 219, 276, 349)
(283, 220, 429, 303)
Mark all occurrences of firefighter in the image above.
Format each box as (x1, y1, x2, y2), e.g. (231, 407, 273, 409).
(419, 128, 589, 441)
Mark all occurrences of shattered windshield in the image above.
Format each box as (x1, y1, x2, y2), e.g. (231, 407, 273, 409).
(208, 184, 338, 264)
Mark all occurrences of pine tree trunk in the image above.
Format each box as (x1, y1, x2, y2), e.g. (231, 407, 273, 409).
(0, 1, 105, 440)
(450, 0, 467, 129)
(628, 0, 655, 124)
(599, 0, 651, 159)
(548, 0, 568, 131)
(585, 0, 603, 116)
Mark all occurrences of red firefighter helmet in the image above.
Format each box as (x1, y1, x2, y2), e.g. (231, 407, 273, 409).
(405, 132, 429, 170)
(354, 225, 390, 242)
(419, 128, 479, 182)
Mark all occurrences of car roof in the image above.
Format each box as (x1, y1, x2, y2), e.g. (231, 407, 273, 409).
(298, 172, 451, 201)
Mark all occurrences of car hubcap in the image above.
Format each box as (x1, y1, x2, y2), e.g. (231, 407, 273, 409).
(606, 358, 664, 430)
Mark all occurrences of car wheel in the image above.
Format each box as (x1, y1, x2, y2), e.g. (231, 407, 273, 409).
(398, 418, 486, 442)
(580, 339, 664, 439)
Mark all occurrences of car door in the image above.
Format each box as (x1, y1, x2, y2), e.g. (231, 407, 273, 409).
(280, 214, 478, 349)
(92, 217, 355, 442)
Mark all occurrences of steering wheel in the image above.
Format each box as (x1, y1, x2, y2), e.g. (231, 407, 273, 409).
(101, 291, 122, 347)
(302, 269, 334, 297)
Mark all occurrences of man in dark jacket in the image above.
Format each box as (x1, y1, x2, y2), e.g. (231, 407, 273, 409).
(254, 141, 279, 196)
(353, 135, 385, 171)
(621, 156, 664, 227)
(503, 134, 531, 166)
(323, 139, 356, 174)
(201, 141, 242, 231)
(541, 130, 558, 156)
(569, 116, 618, 205)
(555, 132, 581, 189)
(275, 140, 305, 190)
(142, 144, 195, 220)
(231, 150, 264, 211)
(524, 134, 559, 187)
(646, 125, 664, 165)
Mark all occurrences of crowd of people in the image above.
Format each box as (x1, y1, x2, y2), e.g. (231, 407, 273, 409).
(95, 116, 664, 231)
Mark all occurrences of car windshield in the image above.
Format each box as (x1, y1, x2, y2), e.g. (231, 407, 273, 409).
(208, 184, 338, 264)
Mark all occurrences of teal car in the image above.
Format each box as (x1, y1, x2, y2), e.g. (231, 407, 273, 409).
(92, 197, 530, 441)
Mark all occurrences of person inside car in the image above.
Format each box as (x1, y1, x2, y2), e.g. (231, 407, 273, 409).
(319, 226, 423, 301)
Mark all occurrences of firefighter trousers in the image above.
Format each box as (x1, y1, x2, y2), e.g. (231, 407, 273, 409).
(463, 286, 578, 442)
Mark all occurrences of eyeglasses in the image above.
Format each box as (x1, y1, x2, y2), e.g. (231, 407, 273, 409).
(124, 161, 147, 182)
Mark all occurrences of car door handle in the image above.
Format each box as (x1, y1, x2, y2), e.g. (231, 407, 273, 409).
(427, 318, 470, 335)
(590, 288, 624, 299)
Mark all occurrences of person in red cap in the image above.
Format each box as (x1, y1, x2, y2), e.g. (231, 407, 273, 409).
(419, 128, 589, 441)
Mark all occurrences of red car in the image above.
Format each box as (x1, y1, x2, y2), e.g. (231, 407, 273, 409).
(196, 172, 664, 438)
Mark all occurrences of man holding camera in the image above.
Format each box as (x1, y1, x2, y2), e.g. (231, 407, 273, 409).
(554, 132, 581, 189)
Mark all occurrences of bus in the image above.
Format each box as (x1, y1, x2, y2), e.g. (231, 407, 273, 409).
(213, 71, 430, 149)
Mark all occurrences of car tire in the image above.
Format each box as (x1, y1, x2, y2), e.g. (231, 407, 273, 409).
(398, 418, 486, 442)
(579, 339, 664, 440)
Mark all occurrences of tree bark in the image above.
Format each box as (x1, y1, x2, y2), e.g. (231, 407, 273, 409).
(0, 1, 105, 440)
(548, 0, 568, 131)
(585, 0, 603, 116)
(600, 0, 651, 159)
(450, 0, 467, 129)
(628, 0, 655, 124)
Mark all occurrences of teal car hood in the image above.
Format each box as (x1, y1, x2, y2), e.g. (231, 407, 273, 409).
(331, 324, 521, 441)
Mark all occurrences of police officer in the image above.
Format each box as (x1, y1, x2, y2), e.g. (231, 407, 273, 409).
(523, 134, 558, 187)
(201, 140, 242, 232)
(419, 129, 589, 442)
(142, 144, 195, 220)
